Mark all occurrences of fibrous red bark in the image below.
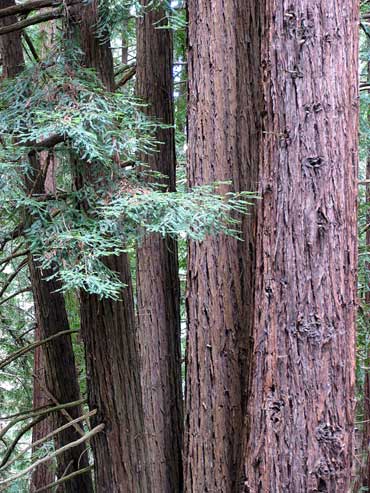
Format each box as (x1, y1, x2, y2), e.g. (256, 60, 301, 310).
(136, 2, 183, 492)
(184, 1, 259, 491)
(68, 3, 151, 491)
(241, 1, 359, 491)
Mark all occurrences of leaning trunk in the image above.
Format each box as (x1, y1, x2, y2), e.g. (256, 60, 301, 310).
(241, 1, 359, 491)
(136, 3, 183, 492)
(184, 1, 259, 491)
(68, 3, 151, 491)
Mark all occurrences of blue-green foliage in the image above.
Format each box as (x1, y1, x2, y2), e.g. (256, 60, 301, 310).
(0, 54, 257, 298)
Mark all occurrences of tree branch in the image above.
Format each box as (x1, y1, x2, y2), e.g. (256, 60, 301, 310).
(34, 465, 94, 493)
(0, 258, 28, 298)
(0, 287, 31, 307)
(0, 415, 45, 468)
(0, 425, 104, 490)
(0, 399, 86, 443)
(115, 65, 137, 90)
(0, 329, 79, 370)
(0, 10, 63, 36)
(1, 409, 97, 471)
(0, 0, 68, 19)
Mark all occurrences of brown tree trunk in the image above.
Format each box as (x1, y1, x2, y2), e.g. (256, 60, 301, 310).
(68, 3, 151, 491)
(184, 1, 259, 491)
(241, 1, 359, 491)
(0, 4, 93, 491)
(29, 259, 93, 493)
(136, 3, 183, 492)
(30, 324, 54, 493)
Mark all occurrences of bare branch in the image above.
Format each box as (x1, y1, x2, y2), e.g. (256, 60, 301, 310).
(115, 65, 137, 90)
(0, 258, 28, 298)
(0, 287, 31, 307)
(0, 425, 104, 490)
(0, 0, 67, 19)
(0, 249, 30, 268)
(0, 399, 86, 443)
(0, 415, 45, 468)
(0, 10, 63, 36)
(34, 465, 94, 493)
(0, 329, 79, 370)
(1, 409, 97, 471)
(22, 32, 40, 62)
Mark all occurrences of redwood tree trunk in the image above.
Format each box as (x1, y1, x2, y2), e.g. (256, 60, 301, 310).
(136, 3, 183, 492)
(241, 1, 359, 491)
(184, 1, 259, 491)
(69, 3, 151, 491)
(30, 325, 54, 493)
(0, 3, 93, 492)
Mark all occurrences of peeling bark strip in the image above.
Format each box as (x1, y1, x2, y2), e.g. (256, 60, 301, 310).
(184, 1, 259, 491)
(136, 2, 183, 492)
(242, 1, 359, 492)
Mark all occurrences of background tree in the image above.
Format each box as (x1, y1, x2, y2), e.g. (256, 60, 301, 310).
(184, 0, 259, 491)
(0, 2, 93, 492)
(136, 2, 183, 492)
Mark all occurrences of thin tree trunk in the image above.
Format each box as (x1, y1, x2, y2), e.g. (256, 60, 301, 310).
(241, 1, 359, 491)
(68, 3, 151, 491)
(184, 1, 259, 491)
(136, 3, 183, 492)
(30, 324, 54, 493)
(0, 4, 93, 491)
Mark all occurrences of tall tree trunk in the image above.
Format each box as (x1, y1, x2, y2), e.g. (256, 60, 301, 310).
(356, 45, 370, 492)
(30, 324, 54, 493)
(68, 3, 151, 491)
(0, 4, 93, 491)
(184, 1, 259, 491)
(29, 259, 93, 493)
(241, 1, 359, 491)
(136, 3, 183, 492)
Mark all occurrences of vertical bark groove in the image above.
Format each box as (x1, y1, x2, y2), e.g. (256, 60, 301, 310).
(242, 2, 359, 491)
(136, 3, 183, 492)
(69, 3, 151, 491)
(184, 1, 259, 491)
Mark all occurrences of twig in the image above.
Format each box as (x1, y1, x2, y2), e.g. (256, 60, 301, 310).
(34, 465, 94, 493)
(0, 287, 31, 307)
(0, 329, 79, 370)
(0, 249, 30, 268)
(0, 415, 45, 468)
(0, 425, 104, 489)
(0, 399, 86, 443)
(1, 409, 97, 471)
(0, 258, 28, 298)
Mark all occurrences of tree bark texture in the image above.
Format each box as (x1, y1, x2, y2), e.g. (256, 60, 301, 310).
(69, 3, 151, 491)
(241, 2, 359, 492)
(136, 3, 183, 492)
(30, 324, 54, 493)
(0, 0, 24, 78)
(184, 1, 260, 491)
(29, 260, 93, 493)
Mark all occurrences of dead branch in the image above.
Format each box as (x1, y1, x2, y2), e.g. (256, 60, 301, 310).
(0, 424, 104, 490)
(0, 329, 79, 370)
(1, 409, 97, 471)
